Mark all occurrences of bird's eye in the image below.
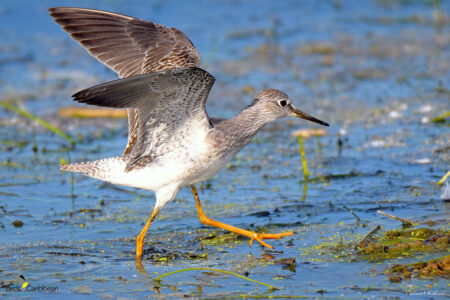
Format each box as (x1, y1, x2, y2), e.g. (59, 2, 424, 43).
(278, 100, 288, 107)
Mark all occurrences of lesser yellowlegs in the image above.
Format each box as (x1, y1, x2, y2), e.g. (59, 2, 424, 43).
(49, 7, 329, 260)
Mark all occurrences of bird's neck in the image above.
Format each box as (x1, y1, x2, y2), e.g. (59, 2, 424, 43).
(222, 104, 269, 141)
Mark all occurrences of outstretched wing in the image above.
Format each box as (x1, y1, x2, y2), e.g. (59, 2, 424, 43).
(72, 67, 215, 172)
(49, 7, 201, 155)
(48, 7, 200, 77)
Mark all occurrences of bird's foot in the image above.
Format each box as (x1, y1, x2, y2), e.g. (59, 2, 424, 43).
(249, 232, 294, 249)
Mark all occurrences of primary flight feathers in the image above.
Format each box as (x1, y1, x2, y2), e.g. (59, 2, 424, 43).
(49, 7, 202, 156)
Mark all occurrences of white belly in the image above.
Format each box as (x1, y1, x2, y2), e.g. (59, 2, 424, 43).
(116, 152, 231, 190)
(102, 135, 231, 191)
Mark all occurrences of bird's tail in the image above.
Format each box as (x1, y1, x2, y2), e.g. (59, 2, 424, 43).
(61, 156, 128, 181)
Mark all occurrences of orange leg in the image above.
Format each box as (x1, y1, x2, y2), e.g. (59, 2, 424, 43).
(136, 207, 160, 259)
(191, 185, 293, 249)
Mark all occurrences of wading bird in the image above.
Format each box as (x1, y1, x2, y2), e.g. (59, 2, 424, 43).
(49, 7, 329, 260)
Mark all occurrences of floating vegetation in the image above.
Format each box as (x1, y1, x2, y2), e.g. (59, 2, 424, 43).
(11, 220, 24, 228)
(358, 226, 381, 246)
(357, 227, 449, 261)
(0, 160, 23, 168)
(153, 267, 278, 291)
(299, 170, 363, 184)
(432, 111, 450, 124)
(142, 246, 207, 263)
(291, 128, 327, 139)
(0, 139, 29, 149)
(386, 255, 450, 281)
(202, 231, 243, 248)
(0, 101, 75, 146)
(303, 220, 449, 271)
(298, 42, 335, 55)
(59, 107, 127, 118)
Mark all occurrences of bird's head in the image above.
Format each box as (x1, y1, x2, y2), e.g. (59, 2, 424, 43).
(251, 89, 329, 126)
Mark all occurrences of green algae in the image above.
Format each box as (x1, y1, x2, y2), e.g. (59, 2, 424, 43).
(201, 231, 243, 248)
(145, 249, 207, 263)
(354, 227, 449, 261)
(300, 223, 449, 267)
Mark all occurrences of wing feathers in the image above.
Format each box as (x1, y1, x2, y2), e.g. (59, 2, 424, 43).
(72, 73, 159, 108)
(49, 7, 203, 157)
(49, 7, 200, 78)
(72, 67, 215, 170)
(72, 67, 214, 110)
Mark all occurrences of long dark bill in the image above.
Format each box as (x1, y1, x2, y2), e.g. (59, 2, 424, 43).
(292, 107, 329, 127)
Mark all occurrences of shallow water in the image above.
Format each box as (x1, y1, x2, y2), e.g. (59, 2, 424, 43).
(0, 0, 449, 298)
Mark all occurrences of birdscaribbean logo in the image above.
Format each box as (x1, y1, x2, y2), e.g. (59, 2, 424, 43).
(1, 275, 59, 293)
(18, 275, 28, 289)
